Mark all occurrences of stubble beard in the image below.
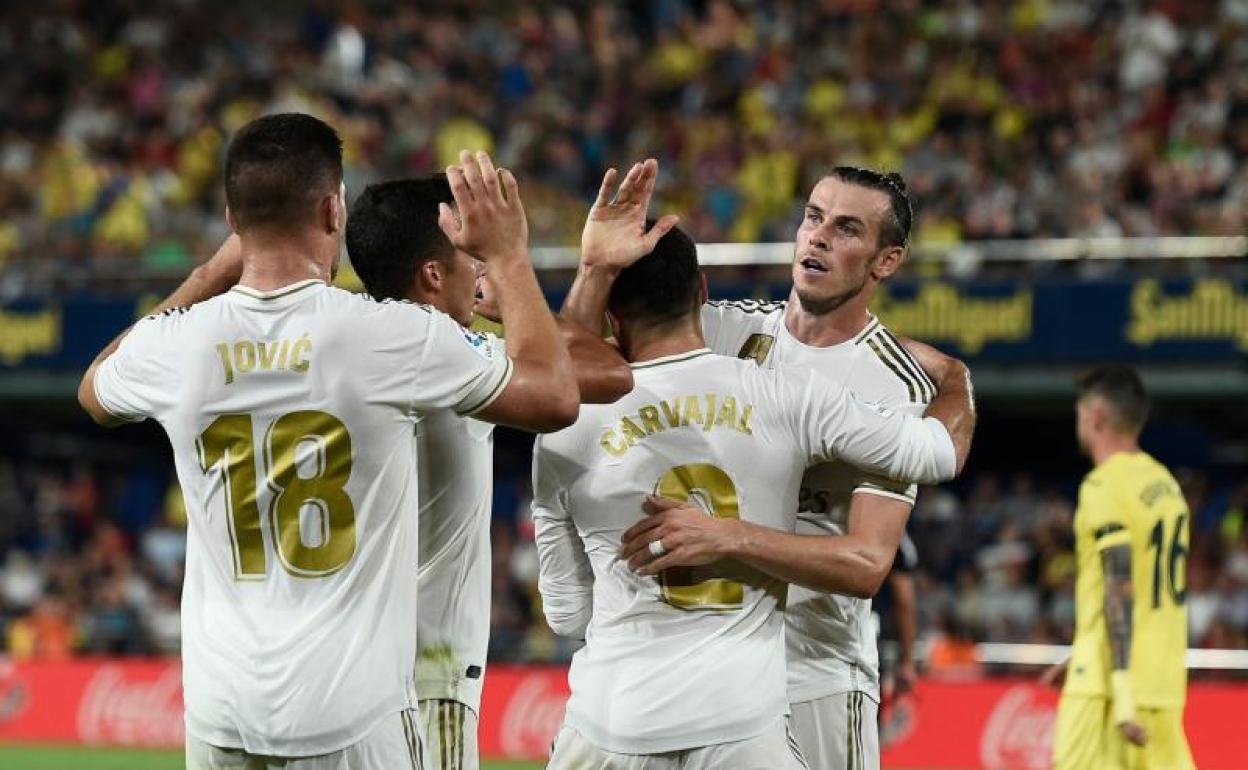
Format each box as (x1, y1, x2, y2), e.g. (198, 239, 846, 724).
(794, 277, 868, 316)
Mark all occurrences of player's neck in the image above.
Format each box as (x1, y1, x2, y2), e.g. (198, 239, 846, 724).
(1090, 434, 1141, 467)
(237, 231, 335, 292)
(620, 321, 706, 364)
(783, 290, 873, 347)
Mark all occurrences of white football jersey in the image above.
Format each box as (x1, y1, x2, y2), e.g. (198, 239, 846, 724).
(92, 279, 513, 756)
(702, 300, 933, 704)
(532, 349, 953, 754)
(414, 373, 498, 712)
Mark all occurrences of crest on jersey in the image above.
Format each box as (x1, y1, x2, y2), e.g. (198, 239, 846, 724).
(736, 334, 775, 366)
(457, 326, 496, 359)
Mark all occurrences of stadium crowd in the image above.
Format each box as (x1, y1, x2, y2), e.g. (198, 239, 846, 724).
(1, 448, 1245, 667)
(3, 0, 1248, 294)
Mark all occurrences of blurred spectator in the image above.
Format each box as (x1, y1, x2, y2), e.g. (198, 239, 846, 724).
(3, 1, 1248, 295)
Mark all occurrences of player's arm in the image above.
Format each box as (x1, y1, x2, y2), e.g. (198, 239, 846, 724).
(902, 338, 976, 474)
(560, 159, 679, 335)
(476, 269, 632, 403)
(532, 438, 594, 638)
(439, 151, 579, 432)
(620, 485, 908, 596)
(78, 235, 243, 427)
(1102, 541, 1149, 746)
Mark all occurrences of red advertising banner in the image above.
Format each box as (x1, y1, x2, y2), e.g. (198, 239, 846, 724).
(0, 659, 1242, 769)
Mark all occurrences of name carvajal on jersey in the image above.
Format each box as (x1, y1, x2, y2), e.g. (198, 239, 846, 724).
(600, 392, 755, 457)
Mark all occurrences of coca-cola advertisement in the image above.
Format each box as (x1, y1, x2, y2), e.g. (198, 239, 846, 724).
(0, 661, 1242, 768)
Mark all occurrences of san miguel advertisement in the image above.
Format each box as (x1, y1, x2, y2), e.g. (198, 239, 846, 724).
(2, 279, 1248, 372)
(0, 660, 1242, 768)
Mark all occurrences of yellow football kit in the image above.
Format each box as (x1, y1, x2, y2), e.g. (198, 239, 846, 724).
(1054, 451, 1195, 770)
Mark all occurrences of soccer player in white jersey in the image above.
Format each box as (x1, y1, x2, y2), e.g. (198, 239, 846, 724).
(533, 184, 973, 767)
(572, 165, 974, 770)
(77, 113, 582, 770)
(344, 174, 634, 770)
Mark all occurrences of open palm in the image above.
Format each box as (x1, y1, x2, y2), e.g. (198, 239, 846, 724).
(581, 158, 680, 272)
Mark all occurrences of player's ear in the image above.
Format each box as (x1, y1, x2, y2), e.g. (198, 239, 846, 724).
(418, 260, 443, 294)
(871, 245, 906, 281)
(321, 193, 343, 235)
(697, 271, 709, 305)
(225, 206, 239, 234)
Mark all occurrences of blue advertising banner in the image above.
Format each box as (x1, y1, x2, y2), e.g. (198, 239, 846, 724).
(1, 279, 1246, 371)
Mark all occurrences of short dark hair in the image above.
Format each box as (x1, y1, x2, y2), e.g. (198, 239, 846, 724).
(608, 223, 700, 331)
(1076, 365, 1150, 434)
(346, 176, 455, 301)
(826, 166, 913, 249)
(224, 113, 343, 232)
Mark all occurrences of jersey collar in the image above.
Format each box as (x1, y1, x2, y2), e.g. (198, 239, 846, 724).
(228, 279, 324, 302)
(629, 348, 712, 370)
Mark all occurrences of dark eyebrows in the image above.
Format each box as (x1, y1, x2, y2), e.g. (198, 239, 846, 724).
(832, 214, 866, 231)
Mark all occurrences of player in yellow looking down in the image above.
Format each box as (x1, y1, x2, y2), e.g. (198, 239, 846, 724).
(1046, 365, 1195, 770)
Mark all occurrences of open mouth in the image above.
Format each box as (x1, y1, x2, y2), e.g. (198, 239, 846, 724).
(799, 257, 829, 274)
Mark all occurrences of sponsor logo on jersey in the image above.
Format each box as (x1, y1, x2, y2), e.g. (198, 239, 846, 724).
(458, 327, 496, 359)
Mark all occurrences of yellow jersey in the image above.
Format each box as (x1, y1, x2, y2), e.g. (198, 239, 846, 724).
(1064, 451, 1189, 709)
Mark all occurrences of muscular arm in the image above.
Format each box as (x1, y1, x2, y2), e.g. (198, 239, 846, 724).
(903, 338, 976, 474)
(558, 319, 633, 403)
(78, 235, 243, 427)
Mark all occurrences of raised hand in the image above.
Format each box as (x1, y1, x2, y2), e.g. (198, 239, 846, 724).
(581, 158, 680, 273)
(439, 150, 529, 264)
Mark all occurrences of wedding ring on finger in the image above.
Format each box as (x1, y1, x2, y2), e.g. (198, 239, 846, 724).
(648, 539, 667, 559)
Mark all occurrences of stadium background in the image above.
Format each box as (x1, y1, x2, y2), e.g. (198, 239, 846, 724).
(0, 0, 1245, 768)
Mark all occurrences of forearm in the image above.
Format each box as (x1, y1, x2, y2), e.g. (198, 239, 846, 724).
(558, 320, 632, 403)
(493, 258, 577, 386)
(727, 520, 895, 598)
(560, 263, 619, 335)
(1101, 544, 1137, 723)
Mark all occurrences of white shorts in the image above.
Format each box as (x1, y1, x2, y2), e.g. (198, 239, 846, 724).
(547, 718, 808, 770)
(418, 698, 480, 770)
(790, 692, 879, 770)
(186, 709, 425, 770)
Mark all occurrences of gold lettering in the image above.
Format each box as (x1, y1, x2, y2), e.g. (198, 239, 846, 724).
(0, 309, 61, 365)
(638, 406, 664, 435)
(737, 404, 755, 435)
(872, 283, 1032, 354)
(714, 396, 738, 430)
(258, 341, 280, 369)
(1127, 279, 1248, 350)
(278, 339, 292, 369)
(660, 399, 683, 429)
(600, 429, 628, 457)
(683, 395, 703, 427)
(216, 343, 235, 385)
(291, 334, 312, 373)
(620, 417, 647, 446)
(234, 341, 257, 373)
(703, 394, 718, 432)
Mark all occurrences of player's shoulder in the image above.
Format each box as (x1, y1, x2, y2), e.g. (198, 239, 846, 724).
(853, 321, 936, 406)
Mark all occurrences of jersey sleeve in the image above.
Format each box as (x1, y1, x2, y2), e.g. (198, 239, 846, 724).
(776, 366, 957, 485)
(406, 307, 515, 416)
(531, 437, 594, 638)
(92, 315, 179, 422)
(700, 302, 729, 353)
(1079, 476, 1131, 552)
